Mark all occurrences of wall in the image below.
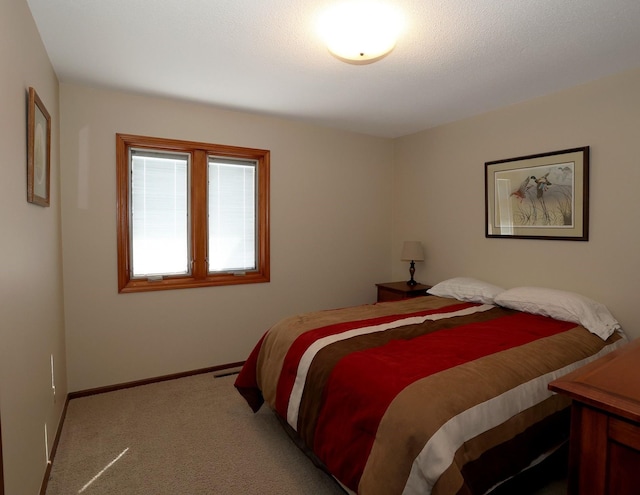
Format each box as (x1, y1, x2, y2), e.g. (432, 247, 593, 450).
(0, 0, 67, 493)
(60, 83, 394, 392)
(393, 68, 640, 340)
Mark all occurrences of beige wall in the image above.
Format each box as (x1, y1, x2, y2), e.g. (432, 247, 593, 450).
(59, 83, 394, 392)
(393, 68, 640, 340)
(0, 0, 67, 493)
(3, 3, 638, 489)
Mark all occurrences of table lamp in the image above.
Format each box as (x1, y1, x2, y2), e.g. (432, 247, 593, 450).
(401, 241, 424, 286)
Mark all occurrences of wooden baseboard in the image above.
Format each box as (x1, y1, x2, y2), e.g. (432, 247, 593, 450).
(68, 361, 245, 399)
(39, 395, 70, 495)
(1, 410, 3, 495)
(40, 361, 244, 493)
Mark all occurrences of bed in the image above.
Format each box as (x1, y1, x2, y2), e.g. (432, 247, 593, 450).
(235, 278, 627, 494)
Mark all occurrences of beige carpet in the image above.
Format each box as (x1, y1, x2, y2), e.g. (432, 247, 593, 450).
(46, 372, 567, 494)
(46, 373, 346, 495)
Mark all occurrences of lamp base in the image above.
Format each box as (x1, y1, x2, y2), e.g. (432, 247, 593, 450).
(406, 260, 418, 286)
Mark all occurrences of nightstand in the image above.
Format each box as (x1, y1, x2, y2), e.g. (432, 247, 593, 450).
(375, 282, 432, 303)
(548, 339, 640, 495)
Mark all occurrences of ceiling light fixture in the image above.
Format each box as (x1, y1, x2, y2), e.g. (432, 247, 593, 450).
(317, 1, 405, 65)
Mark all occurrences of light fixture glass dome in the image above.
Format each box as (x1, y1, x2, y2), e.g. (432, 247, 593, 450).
(317, 1, 405, 64)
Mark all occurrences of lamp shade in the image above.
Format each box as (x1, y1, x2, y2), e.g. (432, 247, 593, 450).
(401, 241, 424, 261)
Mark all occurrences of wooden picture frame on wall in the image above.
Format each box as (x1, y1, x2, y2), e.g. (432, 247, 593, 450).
(485, 146, 589, 240)
(27, 87, 51, 207)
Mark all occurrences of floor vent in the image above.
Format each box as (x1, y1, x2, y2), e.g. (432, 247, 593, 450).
(212, 366, 243, 378)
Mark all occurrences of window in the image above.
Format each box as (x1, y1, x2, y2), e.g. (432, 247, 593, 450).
(116, 134, 270, 293)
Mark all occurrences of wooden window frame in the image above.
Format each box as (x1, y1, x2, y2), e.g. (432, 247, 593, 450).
(116, 133, 270, 293)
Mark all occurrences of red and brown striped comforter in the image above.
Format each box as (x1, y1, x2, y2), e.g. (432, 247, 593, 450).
(235, 296, 626, 494)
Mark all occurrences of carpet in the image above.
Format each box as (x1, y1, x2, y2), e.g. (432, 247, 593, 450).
(46, 371, 567, 494)
(46, 373, 346, 494)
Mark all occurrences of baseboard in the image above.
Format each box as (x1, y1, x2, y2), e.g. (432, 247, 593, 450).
(40, 361, 245, 494)
(39, 395, 70, 495)
(69, 361, 245, 399)
(1, 410, 3, 495)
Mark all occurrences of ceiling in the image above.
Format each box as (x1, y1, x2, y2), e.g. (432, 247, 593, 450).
(26, 0, 640, 138)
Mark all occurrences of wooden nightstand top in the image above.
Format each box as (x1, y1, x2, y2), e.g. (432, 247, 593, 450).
(375, 282, 432, 302)
(376, 281, 431, 293)
(549, 338, 640, 422)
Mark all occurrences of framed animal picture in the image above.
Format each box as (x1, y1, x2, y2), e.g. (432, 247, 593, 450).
(485, 147, 589, 240)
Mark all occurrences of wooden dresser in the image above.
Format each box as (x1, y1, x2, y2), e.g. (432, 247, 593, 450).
(548, 338, 640, 495)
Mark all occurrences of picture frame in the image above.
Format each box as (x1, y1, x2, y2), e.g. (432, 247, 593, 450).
(485, 146, 589, 240)
(27, 87, 51, 207)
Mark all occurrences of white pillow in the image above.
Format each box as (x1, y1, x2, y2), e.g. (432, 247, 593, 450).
(493, 286, 621, 340)
(427, 277, 505, 305)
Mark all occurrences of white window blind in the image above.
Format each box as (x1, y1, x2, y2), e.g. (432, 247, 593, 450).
(208, 157, 257, 272)
(130, 150, 189, 277)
